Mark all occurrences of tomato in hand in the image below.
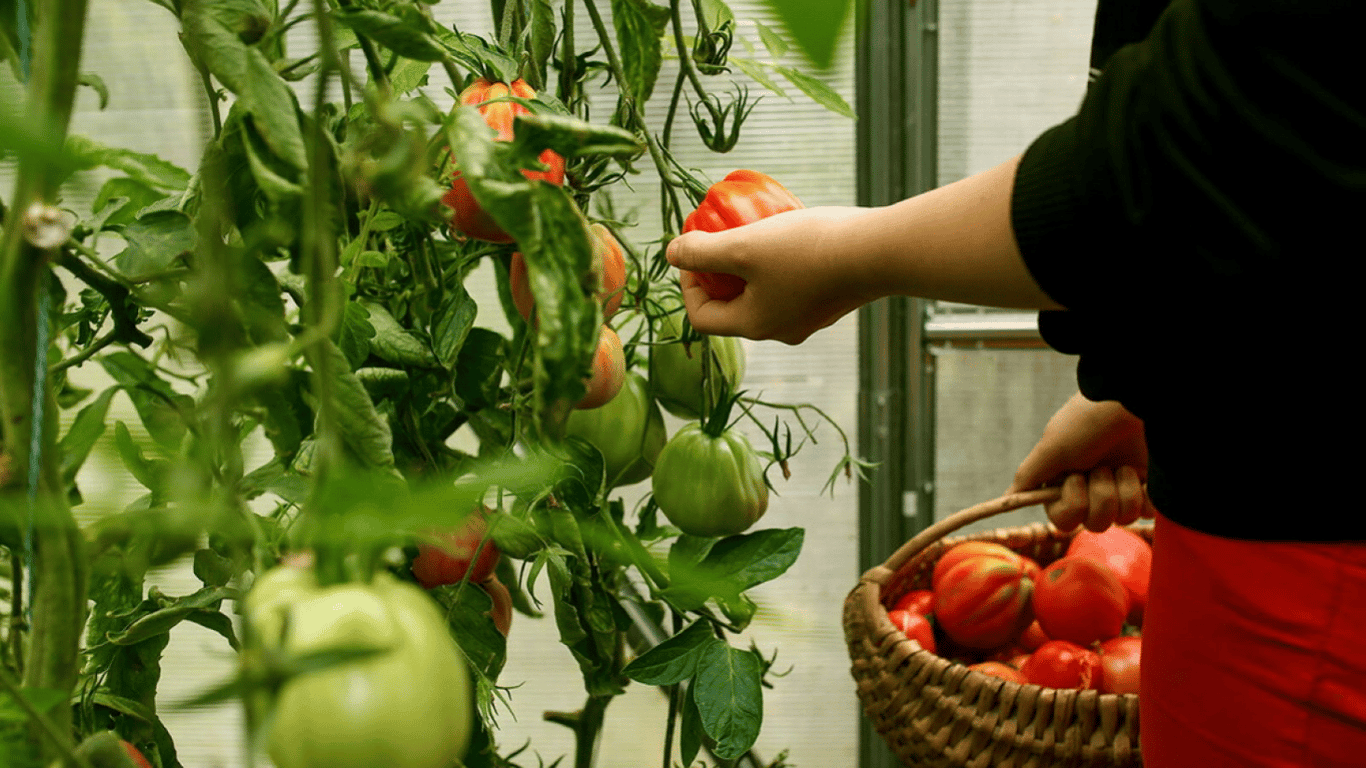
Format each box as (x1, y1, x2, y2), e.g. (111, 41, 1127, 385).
(681, 170, 804, 300)
(1020, 640, 1103, 690)
(651, 422, 768, 537)
(932, 555, 1035, 650)
(1098, 635, 1142, 695)
(443, 79, 566, 243)
(887, 608, 937, 654)
(1032, 556, 1128, 646)
(565, 372, 667, 487)
(411, 509, 501, 589)
(1067, 524, 1153, 626)
(649, 301, 746, 419)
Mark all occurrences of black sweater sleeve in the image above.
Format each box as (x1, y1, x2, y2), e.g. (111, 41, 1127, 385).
(1009, 0, 1366, 541)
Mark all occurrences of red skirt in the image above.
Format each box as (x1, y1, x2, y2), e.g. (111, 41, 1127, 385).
(1141, 513, 1366, 767)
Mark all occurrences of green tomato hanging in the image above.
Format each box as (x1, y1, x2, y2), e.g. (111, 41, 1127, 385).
(651, 422, 769, 538)
(566, 371, 668, 487)
(243, 566, 473, 768)
(649, 303, 746, 420)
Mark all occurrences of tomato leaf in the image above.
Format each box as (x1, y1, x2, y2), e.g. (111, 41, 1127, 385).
(432, 28, 520, 83)
(623, 619, 722, 685)
(59, 385, 119, 488)
(105, 587, 238, 646)
(431, 282, 478, 370)
(435, 583, 508, 680)
(700, 527, 805, 592)
(67, 135, 192, 190)
(452, 328, 505, 410)
(692, 643, 763, 759)
(611, 0, 670, 108)
(112, 210, 196, 282)
(358, 300, 438, 368)
(761, 0, 850, 70)
(99, 352, 192, 450)
(334, 8, 446, 62)
(511, 113, 646, 161)
(679, 682, 704, 767)
(337, 301, 377, 370)
(775, 65, 854, 119)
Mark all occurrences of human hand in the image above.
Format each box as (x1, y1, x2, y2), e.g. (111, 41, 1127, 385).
(665, 206, 883, 345)
(1008, 392, 1156, 532)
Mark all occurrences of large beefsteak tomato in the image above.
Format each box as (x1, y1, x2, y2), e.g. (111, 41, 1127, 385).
(1066, 525, 1152, 625)
(681, 170, 804, 300)
(651, 422, 768, 537)
(1032, 556, 1128, 646)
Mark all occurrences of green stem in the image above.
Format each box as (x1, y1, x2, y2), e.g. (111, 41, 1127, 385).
(0, 0, 92, 758)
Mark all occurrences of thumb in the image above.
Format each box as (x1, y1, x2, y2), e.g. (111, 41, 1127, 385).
(666, 230, 737, 275)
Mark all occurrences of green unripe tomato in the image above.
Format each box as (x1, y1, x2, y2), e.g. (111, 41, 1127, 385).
(651, 423, 769, 537)
(566, 372, 667, 487)
(243, 566, 472, 768)
(649, 305, 746, 420)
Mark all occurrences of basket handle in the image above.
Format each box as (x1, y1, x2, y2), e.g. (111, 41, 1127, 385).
(869, 487, 1063, 581)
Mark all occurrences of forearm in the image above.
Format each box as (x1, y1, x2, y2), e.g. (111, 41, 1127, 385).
(839, 155, 1066, 311)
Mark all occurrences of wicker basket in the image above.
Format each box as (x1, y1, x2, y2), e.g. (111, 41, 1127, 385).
(844, 488, 1150, 768)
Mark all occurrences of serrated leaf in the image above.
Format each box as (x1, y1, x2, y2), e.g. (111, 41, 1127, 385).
(512, 113, 646, 160)
(431, 282, 477, 369)
(680, 682, 704, 766)
(323, 341, 396, 469)
(113, 422, 168, 498)
(699, 527, 805, 593)
(99, 352, 192, 450)
(105, 586, 237, 646)
(68, 135, 192, 190)
(334, 8, 446, 62)
(431, 28, 519, 82)
(113, 210, 196, 281)
(699, 0, 735, 29)
(612, 0, 670, 108)
(776, 65, 854, 118)
(693, 643, 763, 759)
(453, 327, 505, 410)
(60, 386, 119, 487)
(622, 620, 720, 685)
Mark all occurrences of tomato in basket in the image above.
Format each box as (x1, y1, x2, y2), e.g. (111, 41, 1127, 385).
(933, 555, 1035, 650)
(1067, 525, 1153, 626)
(887, 608, 937, 654)
(889, 589, 934, 616)
(969, 661, 1029, 684)
(1020, 640, 1103, 690)
(1032, 556, 1128, 646)
(931, 541, 1040, 592)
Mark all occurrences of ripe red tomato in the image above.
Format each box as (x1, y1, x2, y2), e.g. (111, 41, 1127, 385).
(1032, 556, 1128, 646)
(932, 557, 1034, 650)
(412, 509, 501, 589)
(887, 608, 937, 654)
(1020, 640, 1103, 690)
(1067, 525, 1153, 626)
(1097, 635, 1142, 695)
(443, 79, 566, 243)
(968, 661, 1029, 684)
(122, 741, 154, 768)
(681, 170, 804, 300)
(931, 541, 1040, 593)
(889, 589, 934, 616)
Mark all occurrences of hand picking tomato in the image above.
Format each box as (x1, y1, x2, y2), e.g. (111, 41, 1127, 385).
(890, 588, 934, 616)
(887, 608, 937, 653)
(244, 565, 473, 768)
(565, 372, 667, 487)
(443, 78, 566, 243)
(931, 541, 1041, 593)
(1066, 525, 1153, 626)
(411, 508, 501, 589)
(649, 301, 746, 419)
(1020, 640, 1103, 690)
(510, 223, 628, 322)
(1032, 556, 1128, 646)
(932, 556, 1035, 650)
(969, 661, 1029, 684)
(1097, 635, 1142, 695)
(577, 325, 626, 410)
(651, 422, 768, 538)
(681, 170, 804, 300)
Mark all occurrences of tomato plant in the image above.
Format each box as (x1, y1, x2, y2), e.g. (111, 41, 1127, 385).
(1020, 640, 1103, 691)
(1032, 556, 1129, 646)
(1067, 525, 1153, 625)
(0, 0, 862, 764)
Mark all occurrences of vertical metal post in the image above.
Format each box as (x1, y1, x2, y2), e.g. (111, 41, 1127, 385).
(855, 0, 939, 765)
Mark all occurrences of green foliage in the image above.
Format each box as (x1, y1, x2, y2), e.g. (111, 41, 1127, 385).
(0, 0, 864, 765)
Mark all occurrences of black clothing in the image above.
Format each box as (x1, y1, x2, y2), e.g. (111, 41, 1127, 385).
(1011, 0, 1366, 541)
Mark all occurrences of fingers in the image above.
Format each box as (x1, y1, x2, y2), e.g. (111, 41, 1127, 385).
(667, 230, 738, 276)
(1044, 466, 1153, 532)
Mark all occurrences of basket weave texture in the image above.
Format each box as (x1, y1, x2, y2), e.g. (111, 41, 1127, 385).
(844, 489, 1149, 768)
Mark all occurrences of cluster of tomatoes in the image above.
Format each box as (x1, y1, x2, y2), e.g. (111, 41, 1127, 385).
(885, 525, 1152, 695)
